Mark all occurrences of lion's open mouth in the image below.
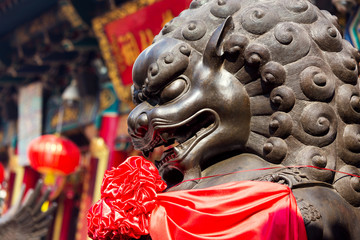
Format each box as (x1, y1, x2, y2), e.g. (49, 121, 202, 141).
(140, 109, 219, 170)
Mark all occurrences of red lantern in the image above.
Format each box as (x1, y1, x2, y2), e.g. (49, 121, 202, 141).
(28, 134, 80, 176)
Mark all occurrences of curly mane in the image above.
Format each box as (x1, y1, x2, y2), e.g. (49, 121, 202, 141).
(153, 0, 360, 206)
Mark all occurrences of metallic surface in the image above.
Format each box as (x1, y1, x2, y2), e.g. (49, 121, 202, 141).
(0, 180, 56, 240)
(127, 0, 360, 238)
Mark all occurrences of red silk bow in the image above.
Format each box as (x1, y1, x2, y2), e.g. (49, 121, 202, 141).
(87, 156, 307, 240)
(87, 156, 167, 239)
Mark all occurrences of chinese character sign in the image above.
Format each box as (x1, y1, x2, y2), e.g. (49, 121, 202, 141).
(93, 0, 192, 104)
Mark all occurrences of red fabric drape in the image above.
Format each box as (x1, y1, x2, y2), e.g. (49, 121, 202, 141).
(87, 157, 307, 240)
(150, 181, 307, 240)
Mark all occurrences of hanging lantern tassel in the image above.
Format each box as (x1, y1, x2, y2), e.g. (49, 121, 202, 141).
(44, 172, 56, 186)
(41, 172, 55, 212)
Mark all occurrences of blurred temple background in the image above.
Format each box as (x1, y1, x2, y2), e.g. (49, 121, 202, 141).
(0, 0, 358, 239)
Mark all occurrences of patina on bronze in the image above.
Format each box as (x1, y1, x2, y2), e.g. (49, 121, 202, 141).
(127, 0, 360, 239)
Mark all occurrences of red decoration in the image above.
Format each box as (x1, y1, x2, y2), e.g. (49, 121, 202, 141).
(27, 134, 80, 176)
(87, 156, 166, 240)
(103, 0, 192, 86)
(93, 0, 192, 103)
(88, 156, 307, 240)
(0, 162, 4, 183)
(151, 181, 307, 240)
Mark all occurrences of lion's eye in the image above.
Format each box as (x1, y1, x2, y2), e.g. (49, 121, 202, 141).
(160, 79, 187, 104)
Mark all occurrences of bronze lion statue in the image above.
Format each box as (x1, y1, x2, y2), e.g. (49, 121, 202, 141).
(127, 0, 360, 238)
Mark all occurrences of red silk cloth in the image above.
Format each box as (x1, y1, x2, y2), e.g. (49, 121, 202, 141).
(87, 156, 307, 240)
(151, 181, 307, 240)
(87, 156, 167, 239)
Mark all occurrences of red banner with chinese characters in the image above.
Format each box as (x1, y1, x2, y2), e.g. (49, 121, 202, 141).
(93, 0, 192, 104)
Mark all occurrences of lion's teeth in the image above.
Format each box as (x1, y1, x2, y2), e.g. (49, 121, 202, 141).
(174, 145, 182, 153)
(197, 127, 207, 135)
(142, 135, 161, 154)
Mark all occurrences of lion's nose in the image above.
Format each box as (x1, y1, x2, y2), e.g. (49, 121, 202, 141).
(128, 112, 149, 137)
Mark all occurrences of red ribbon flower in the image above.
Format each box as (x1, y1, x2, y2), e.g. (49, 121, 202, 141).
(87, 156, 167, 240)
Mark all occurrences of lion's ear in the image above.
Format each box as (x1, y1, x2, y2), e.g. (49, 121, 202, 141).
(203, 16, 234, 68)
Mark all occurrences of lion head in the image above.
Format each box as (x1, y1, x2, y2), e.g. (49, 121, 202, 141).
(127, 0, 360, 206)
